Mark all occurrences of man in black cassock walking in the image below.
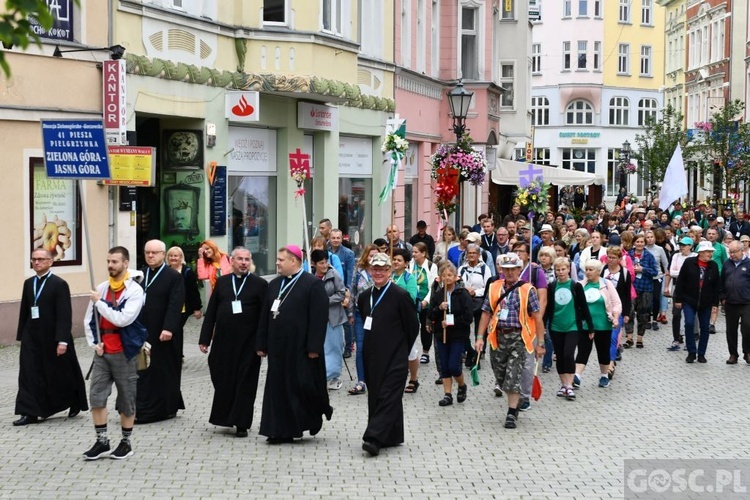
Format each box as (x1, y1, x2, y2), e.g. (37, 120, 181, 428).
(357, 253, 419, 456)
(256, 245, 332, 444)
(14, 249, 88, 426)
(199, 247, 268, 437)
(136, 239, 185, 423)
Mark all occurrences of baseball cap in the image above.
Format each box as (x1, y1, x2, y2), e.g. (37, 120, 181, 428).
(369, 253, 392, 267)
(741, 235, 750, 242)
(679, 236, 694, 246)
(498, 253, 523, 268)
(539, 224, 554, 233)
(708, 214, 717, 221)
(466, 232, 482, 244)
(717, 216, 724, 223)
(284, 244, 303, 261)
(608, 234, 621, 246)
(696, 241, 715, 253)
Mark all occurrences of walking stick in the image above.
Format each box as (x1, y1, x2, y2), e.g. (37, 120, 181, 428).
(443, 287, 447, 344)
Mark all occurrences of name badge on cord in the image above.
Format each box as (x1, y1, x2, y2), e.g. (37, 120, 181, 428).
(364, 316, 373, 330)
(30, 306, 40, 319)
(445, 314, 455, 326)
(499, 309, 509, 321)
(232, 300, 243, 314)
(270, 299, 281, 313)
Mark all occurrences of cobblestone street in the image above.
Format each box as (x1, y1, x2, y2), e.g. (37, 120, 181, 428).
(0, 315, 747, 499)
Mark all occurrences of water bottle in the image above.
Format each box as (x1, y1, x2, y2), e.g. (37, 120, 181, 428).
(634, 257, 642, 280)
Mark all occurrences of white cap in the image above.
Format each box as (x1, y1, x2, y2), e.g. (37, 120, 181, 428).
(539, 224, 554, 233)
(696, 241, 715, 253)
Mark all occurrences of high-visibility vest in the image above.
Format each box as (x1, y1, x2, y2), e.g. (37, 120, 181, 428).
(487, 279, 537, 354)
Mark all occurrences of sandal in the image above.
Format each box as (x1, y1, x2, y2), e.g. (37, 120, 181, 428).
(404, 380, 420, 393)
(348, 382, 367, 395)
(456, 384, 467, 403)
(438, 393, 453, 406)
(636, 341, 644, 348)
(623, 338, 634, 349)
(420, 353, 429, 364)
(608, 363, 616, 380)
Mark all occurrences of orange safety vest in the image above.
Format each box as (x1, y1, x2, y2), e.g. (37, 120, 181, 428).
(486, 279, 537, 354)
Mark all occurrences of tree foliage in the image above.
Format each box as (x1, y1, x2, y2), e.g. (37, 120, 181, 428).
(0, 0, 56, 77)
(632, 105, 687, 187)
(688, 99, 750, 199)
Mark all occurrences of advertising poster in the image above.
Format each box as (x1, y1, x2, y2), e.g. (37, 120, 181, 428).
(31, 161, 80, 264)
(161, 170, 205, 252)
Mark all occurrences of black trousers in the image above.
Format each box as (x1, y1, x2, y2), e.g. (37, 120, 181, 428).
(575, 329, 612, 366)
(725, 303, 750, 357)
(419, 308, 431, 352)
(550, 330, 579, 374)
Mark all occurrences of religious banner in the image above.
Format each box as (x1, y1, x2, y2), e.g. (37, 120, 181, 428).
(514, 164, 552, 223)
(289, 148, 312, 259)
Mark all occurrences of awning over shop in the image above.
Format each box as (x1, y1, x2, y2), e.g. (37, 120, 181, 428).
(491, 159, 605, 186)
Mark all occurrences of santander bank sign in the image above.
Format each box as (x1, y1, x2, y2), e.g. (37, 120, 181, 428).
(298, 102, 339, 132)
(225, 91, 260, 122)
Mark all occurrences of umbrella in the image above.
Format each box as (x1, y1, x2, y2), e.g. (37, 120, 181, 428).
(470, 355, 480, 386)
(531, 359, 543, 401)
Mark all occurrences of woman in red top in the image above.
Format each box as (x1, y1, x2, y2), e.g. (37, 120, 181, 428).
(197, 240, 232, 291)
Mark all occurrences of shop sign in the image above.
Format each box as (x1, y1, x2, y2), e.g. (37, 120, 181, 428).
(105, 146, 156, 186)
(225, 92, 260, 122)
(103, 60, 127, 145)
(298, 102, 339, 131)
(227, 127, 277, 173)
(339, 137, 372, 175)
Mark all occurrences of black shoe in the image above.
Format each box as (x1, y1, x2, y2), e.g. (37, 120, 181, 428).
(12, 415, 39, 426)
(745, 353, 750, 365)
(435, 378, 443, 385)
(236, 428, 248, 438)
(456, 385, 467, 403)
(68, 408, 80, 418)
(83, 440, 111, 460)
(686, 353, 696, 363)
(652, 321, 659, 331)
(109, 440, 133, 460)
(343, 350, 352, 359)
(438, 393, 453, 407)
(697, 355, 707, 363)
(362, 440, 380, 457)
(504, 414, 517, 429)
(709, 324, 716, 334)
(266, 437, 294, 444)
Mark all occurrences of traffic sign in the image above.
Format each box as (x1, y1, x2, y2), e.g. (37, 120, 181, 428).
(41, 120, 111, 179)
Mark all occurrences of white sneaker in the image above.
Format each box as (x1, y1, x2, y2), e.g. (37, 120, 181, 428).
(327, 378, 342, 390)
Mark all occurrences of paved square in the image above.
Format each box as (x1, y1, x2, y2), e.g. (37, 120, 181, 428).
(0, 315, 746, 498)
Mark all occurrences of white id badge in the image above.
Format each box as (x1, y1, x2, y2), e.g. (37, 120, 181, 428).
(445, 314, 455, 326)
(364, 316, 373, 330)
(499, 308, 509, 321)
(30, 306, 40, 319)
(270, 299, 281, 313)
(232, 300, 243, 314)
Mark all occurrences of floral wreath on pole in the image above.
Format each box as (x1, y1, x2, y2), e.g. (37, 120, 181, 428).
(379, 124, 409, 203)
(514, 176, 552, 218)
(429, 134, 488, 215)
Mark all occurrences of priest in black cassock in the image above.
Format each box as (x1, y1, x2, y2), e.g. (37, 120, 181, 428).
(357, 252, 419, 456)
(14, 249, 88, 425)
(256, 245, 332, 444)
(199, 247, 268, 437)
(136, 240, 185, 423)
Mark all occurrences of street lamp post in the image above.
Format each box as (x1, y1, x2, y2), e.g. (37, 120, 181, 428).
(447, 79, 474, 227)
(618, 139, 631, 192)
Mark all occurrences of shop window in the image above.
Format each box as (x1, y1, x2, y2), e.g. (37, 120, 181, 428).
(229, 176, 277, 276)
(338, 178, 372, 258)
(30, 158, 81, 266)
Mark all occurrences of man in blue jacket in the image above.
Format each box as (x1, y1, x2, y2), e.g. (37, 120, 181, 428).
(721, 241, 750, 364)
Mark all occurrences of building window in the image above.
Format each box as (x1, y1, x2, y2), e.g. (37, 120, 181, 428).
(531, 96, 550, 125)
(416, 0, 426, 72)
(502, 0, 514, 19)
(618, 0, 630, 23)
(360, 0, 384, 58)
(562, 148, 596, 173)
(461, 6, 479, 79)
(501, 63, 514, 108)
(533, 148, 551, 165)
(640, 45, 652, 76)
(641, 0, 652, 25)
(593, 41, 601, 70)
(618, 43, 630, 74)
(323, 0, 343, 35)
(532, 43, 542, 74)
(594, 0, 601, 18)
(578, 0, 587, 17)
(263, 0, 286, 23)
(563, 41, 571, 70)
(710, 18, 725, 62)
(566, 100, 594, 125)
(30, 158, 82, 266)
(401, 0, 411, 67)
(607, 149, 620, 196)
(609, 96, 630, 125)
(577, 40, 587, 69)
(563, 0, 571, 18)
(638, 98, 658, 125)
(431, 0, 439, 77)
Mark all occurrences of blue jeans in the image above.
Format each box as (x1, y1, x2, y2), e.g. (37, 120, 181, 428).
(435, 338, 464, 378)
(324, 323, 344, 380)
(343, 321, 354, 351)
(542, 331, 553, 369)
(682, 303, 711, 355)
(354, 310, 365, 382)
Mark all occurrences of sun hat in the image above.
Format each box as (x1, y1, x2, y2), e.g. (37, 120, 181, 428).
(696, 241, 715, 253)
